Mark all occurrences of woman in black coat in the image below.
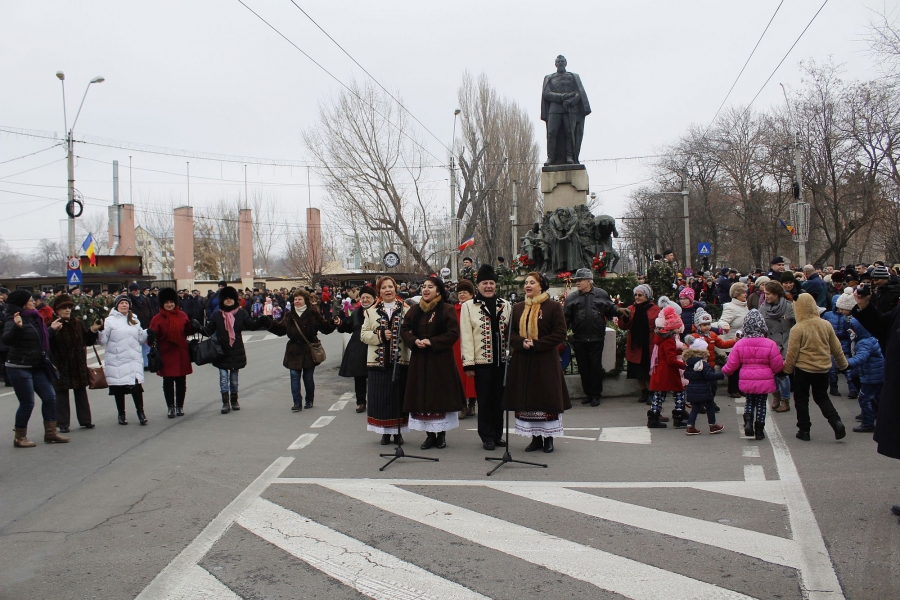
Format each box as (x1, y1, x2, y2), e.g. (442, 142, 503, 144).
(203, 286, 265, 414)
(335, 285, 376, 413)
(49, 294, 102, 432)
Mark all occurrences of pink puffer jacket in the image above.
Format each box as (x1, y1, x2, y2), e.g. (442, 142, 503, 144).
(722, 337, 784, 395)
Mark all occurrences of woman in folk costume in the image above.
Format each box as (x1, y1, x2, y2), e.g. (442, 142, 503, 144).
(360, 276, 410, 445)
(503, 272, 571, 454)
(400, 276, 466, 450)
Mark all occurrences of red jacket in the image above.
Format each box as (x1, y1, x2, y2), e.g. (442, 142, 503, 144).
(37, 304, 55, 325)
(649, 334, 686, 392)
(148, 308, 193, 378)
(618, 302, 659, 364)
(691, 328, 737, 367)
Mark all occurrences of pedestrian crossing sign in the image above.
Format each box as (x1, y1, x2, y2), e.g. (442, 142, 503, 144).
(697, 243, 711, 256)
(67, 269, 82, 285)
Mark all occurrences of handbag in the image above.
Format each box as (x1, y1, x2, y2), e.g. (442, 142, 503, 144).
(190, 333, 223, 366)
(147, 342, 164, 373)
(42, 353, 61, 382)
(295, 322, 326, 365)
(87, 346, 108, 389)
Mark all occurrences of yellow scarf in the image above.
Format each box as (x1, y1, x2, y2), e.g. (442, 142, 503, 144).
(519, 292, 549, 340)
(418, 296, 440, 313)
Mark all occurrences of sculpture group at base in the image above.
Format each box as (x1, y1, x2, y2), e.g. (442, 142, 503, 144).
(521, 206, 620, 275)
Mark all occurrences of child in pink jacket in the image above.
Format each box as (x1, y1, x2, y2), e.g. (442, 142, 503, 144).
(722, 309, 784, 441)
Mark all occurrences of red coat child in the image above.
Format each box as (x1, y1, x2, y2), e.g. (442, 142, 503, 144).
(649, 306, 687, 393)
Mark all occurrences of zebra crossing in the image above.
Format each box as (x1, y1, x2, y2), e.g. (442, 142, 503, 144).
(135, 415, 844, 600)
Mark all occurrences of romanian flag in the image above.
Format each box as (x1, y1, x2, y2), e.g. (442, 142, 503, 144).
(458, 235, 475, 252)
(82, 233, 97, 266)
(778, 219, 796, 235)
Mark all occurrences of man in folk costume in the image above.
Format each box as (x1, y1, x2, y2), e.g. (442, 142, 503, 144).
(460, 264, 514, 451)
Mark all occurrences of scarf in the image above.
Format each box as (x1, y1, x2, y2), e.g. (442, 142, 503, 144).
(21, 308, 49, 352)
(411, 296, 442, 337)
(629, 301, 652, 354)
(222, 306, 237, 347)
(158, 307, 188, 347)
(519, 292, 548, 340)
(761, 296, 789, 319)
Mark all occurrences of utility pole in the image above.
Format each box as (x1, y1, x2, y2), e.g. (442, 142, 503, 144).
(186, 162, 191, 206)
(793, 131, 807, 266)
(510, 179, 518, 260)
(450, 108, 460, 281)
(682, 170, 691, 274)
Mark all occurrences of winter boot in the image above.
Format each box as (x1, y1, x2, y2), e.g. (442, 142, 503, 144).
(743, 413, 754, 437)
(638, 389, 648, 403)
(14, 428, 36, 448)
(304, 399, 313, 410)
(467, 399, 477, 417)
(393, 433, 404, 445)
(671, 409, 688, 429)
(754, 422, 765, 440)
(647, 409, 667, 429)
(796, 430, 811, 441)
(543, 436, 554, 453)
(43, 421, 69, 444)
(435, 431, 447, 449)
(770, 390, 781, 410)
(581, 396, 592, 405)
(167, 406, 176, 418)
(829, 418, 847, 440)
(230, 392, 240, 411)
(137, 411, 148, 426)
(644, 390, 652, 405)
(775, 398, 791, 413)
(118, 413, 128, 425)
(525, 435, 544, 451)
(829, 385, 841, 397)
(221, 392, 231, 414)
(420, 432, 436, 450)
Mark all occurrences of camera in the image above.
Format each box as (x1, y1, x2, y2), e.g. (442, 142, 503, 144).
(857, 283, 871, 297)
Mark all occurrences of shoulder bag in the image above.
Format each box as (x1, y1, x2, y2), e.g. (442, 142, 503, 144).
(295, 320, 326, 365)
(189, 331, 223, 366)
(87, 346, 108, 389)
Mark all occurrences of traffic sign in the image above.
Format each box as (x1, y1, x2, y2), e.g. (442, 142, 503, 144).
(697, 243, 711, 256)
(67, 256, 81, 270)
(683, 267, 693, 277)
(67, 269, 82, 286)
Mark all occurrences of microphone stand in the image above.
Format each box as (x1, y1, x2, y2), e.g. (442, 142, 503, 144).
(380, 304, 438, 471)
(486, 302, 547, 476)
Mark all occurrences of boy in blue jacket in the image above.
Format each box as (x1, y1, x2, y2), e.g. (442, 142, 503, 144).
(682, 337, 726, 435)
(846, 317, 884, 433)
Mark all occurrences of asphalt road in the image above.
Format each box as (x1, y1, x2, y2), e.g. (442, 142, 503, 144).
(1, 330, 898, 600)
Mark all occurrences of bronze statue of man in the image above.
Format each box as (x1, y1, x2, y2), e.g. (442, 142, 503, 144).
(541, 55, 591, 166)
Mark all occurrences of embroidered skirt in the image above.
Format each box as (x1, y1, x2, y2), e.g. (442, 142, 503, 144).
(514, 410, 563, 438)
(366, 367, 409, 435)
(408, 411, 459, 433)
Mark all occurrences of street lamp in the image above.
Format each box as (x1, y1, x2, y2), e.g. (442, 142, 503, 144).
(449, 108, 461, 281)
(57, 71, 104, 260)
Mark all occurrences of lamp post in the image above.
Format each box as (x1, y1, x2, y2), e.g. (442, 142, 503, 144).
(450, 108, 461, 281)
(57, 72, 104, 259)
(649, 183, 692, 273)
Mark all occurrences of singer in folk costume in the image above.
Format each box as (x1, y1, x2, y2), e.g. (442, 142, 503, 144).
(360, 276, 410, 446)
(503, 272, 571, 454)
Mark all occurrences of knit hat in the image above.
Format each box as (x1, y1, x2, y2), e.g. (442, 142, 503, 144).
(633, 283, 652, 299)
(835, 287, 856, 311)
(690, 337, 708, 352)
(872, 265, 891, 279)
(753, 276, 770, 288)
(657, 295, 682, 315)
(678, 287, 695, 301)
(693, 308, 713, 328)
(128, 282, 141, 292)
(158, 287, 178, 307)
(7, 289, 31, 308)
(113, 294, 131, 310)
(476, 264, 498, 283)
(656, 305, 684, 333)
(573, 267, 593, 281)
(742, 309, 768, 338)
(780, 271, 797, 284)
(54, 294, 75, 311)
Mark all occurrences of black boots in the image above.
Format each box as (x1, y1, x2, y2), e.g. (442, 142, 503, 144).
(304, 399, 313, 409)
(221, 392, 231, 414)
(796, 430, 811, 441)
(754, 422, 765, 440)
(647, 410, 667, 428)
(743, 414, 754, 437)
(380, 433, 391, 445)
(393, 433, 403, 445)
(118, 413, 127, 425)
(167, 406, 176, 418)
(581, 396, 591, 405)
(421, 432, 436, 449)
(230, 392, 240, 411)
(137, 412, 148, 426)
(543, 437, 554, 453)
(590, 396, 601, 407)
(525, 435, 544, 451)
(829, 418, 846, 440)
(671, 409, 688, 429)
(435, 431, 446, 449)
(638, 389, 650, 404)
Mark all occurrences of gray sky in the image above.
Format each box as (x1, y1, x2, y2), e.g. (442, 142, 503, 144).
(0, 0, 888, 256)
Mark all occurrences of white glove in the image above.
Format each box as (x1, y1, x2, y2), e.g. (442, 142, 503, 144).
(693, 361, 704, 372)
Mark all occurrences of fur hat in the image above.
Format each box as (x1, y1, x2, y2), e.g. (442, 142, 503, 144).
(7, 289, 32, 308)
(158, 287, 178, 307)
(220, 286, 240, 304)
(633, 283, 652, 299)
(657, 295, 682, 316)
(830, 271, 844, 283)
(54, 294, 75, 311)
(694, 308, 713, 328)
(835, 287, 857, 311)
(780, 271, 797, 284)
(476, 264, 498, 283)
(656, 305, 684, 333)
(359, 285, 377, 299)
(678, 287, 695, 301)
(742, 309, 768, 338)
(456, 279, 475, 296)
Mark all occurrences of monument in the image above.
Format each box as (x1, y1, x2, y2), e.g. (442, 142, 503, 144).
(523, 55, 619, 274)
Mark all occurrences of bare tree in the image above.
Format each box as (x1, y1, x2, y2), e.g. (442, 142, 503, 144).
(76, 211, 109, 255)
(0, 237, 27, 277)
(31, 239, 67, 276)
(249, 189, 286, 276)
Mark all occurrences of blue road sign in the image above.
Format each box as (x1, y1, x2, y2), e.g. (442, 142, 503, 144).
(67, 269, 82, 286)
(697, 243, 711, 256)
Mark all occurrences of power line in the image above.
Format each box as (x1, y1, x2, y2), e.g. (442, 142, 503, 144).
(0, 157, 66, 180)
(287, 1, 450, 154)
(235, 0, 446, 166)
(0, 143, 63, 166)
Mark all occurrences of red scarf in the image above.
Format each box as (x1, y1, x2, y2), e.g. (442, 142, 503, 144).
(157, 308, 187, 348)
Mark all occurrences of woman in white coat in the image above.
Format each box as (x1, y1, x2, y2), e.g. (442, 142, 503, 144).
(99, 294, 149, 425)
(715, 282, 749, 398)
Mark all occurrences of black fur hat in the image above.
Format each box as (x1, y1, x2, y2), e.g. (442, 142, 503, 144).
(220, 286, 240, 304)
(476, 264, 498, 283)
(158, 287, 178, 307)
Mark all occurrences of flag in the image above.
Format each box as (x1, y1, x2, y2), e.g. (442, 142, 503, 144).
(457, 235, 475, 252)
(778, 219, 796, 235)
(82, 233, 97, 267)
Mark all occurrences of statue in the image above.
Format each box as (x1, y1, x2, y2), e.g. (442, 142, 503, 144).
(541, 55, 591, 166)
(522, 223, 551, 273)
(518, 209, 621, 276)
(593, 214, 621, 272)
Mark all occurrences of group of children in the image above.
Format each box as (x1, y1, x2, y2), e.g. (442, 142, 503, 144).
(646, 289, 884, 442)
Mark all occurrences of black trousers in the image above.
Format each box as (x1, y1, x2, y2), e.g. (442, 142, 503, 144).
(57, 387, 92, 428)
(474, 364, 505, 443)
(793, 368, 840, 432)
(115, 388, 144, 414)
(354, 375, 367, 405)
(727, 369, 740, 395)
(163, 376, 187, 407)
(572, 340, 604, 397)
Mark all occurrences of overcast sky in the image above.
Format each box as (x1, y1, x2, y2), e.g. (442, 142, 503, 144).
(0, 0, 890, 257)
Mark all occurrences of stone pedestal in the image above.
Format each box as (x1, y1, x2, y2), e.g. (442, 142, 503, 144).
(541, 164, 589, 212)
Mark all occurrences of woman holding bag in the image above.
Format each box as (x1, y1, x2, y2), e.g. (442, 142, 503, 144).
(149, 288, 194, 418)
(269, 288, 335, 411)
(49, 293, 103, 432)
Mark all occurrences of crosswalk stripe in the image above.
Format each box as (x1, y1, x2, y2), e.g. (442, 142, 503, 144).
(310, 416, 335, 428)
(492, 485, 799, 569)
(287, 433, 318, 450)
(329, 400, 348, 411)
(320, 481, 757, 600)
(237, 498, 490, 600)
(339, 392, 355, 401)
(597, 426, 651, 444)
(743, 446, 760, 458)
(743, 465, 766, 482)
(173, 564, 242, 600)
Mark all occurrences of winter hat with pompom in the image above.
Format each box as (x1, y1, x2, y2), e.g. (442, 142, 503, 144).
(657, 295, 682, 316)
(690, 337, 709, 352)
(656, 305, 684, 333)
(693, 307, 713, 329)
(678, 287, 695, 301)
(835, 287, 857, 311)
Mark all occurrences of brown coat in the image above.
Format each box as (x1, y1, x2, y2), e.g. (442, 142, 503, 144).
(49, 317, 99, 392)
(400, 300, 466, 413)
(503, 298, 572, 413)
(269, 308, 335, 370)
